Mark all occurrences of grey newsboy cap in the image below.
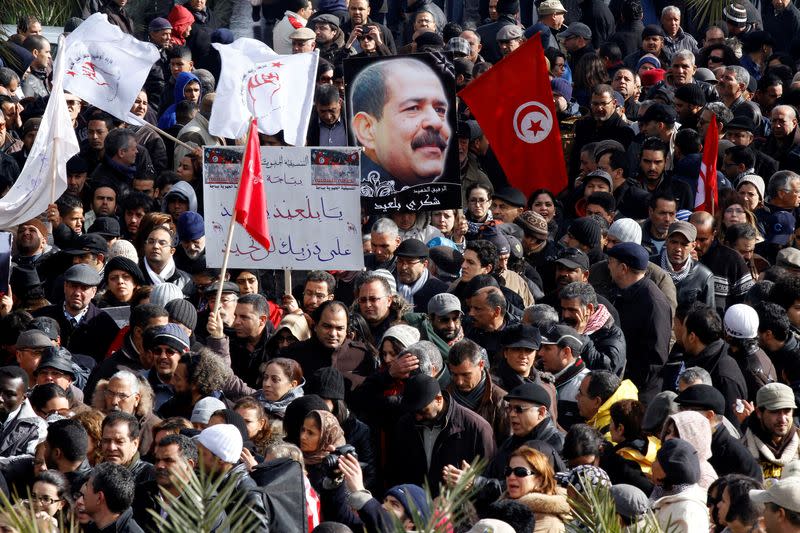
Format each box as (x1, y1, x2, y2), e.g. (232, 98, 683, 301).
(63, 264, 102, 286)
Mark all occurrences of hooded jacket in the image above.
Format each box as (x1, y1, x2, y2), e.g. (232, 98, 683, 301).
(586, 379, 638, 436)
(161, 180, 199, 213)
(652, 484, 710, 533)
(157, 72, 201, 130)
(664, 412, 718, 489)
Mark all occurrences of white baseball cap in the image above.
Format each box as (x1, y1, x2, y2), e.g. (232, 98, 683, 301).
(724, 303, 759, 339)
(195, 424, 243, 464)
(750, 478, 800, 513)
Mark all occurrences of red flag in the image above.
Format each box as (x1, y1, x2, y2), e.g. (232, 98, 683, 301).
(458, 33, 567, 196)
(695, 115, 719, 214)
(235, 119, 270, 249)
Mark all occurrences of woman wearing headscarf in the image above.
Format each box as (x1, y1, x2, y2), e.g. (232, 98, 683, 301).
(167, 5, 195, 46)
(661, 411, 718, 489)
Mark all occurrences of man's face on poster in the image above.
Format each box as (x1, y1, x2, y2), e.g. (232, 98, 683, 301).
(353, 60, 451, 186)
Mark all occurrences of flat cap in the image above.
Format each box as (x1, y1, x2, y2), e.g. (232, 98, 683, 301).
(640, 102, 677, 125)
(493, 187, 527, 207)
(675, 384, 725, 414)
(505, 382, 551, 407)
(500, 323, 541, 350)
(496, 25, 524, 41)
(63, 264, 102, 286)
(560, 22, 591, 41)
(62, 233, 108, 256)
(290, 27, 317, 41)
(16, 329, 52, 350)
(427, 293, 462, 316)
(555, 247, 590, 271)
(314, 14, 340, 27)
(395, 239, 429, 258)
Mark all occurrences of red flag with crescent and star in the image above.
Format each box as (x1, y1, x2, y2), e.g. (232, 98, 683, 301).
(235, 119, 270, 250)
(458, 33, 567, 196)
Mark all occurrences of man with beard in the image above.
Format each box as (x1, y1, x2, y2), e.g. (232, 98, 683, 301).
(559, 281, 626, 376)
(12, 218, 54, 270)
(174, 212, 205, 273)
(651, 221, 715, 309)
(571, 84, 635, 178)
(638, 138, 693, 211)
(540, 247, 591, 308)
(674, 83, 706, 131)
(34, 265, 119, 362)
(351, 57, 451, 188)
(742, 383, 800, 479)
(83, 180, 118, 230)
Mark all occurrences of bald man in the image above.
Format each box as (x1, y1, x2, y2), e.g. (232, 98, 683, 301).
(759, 105, 800, 173)
(689, 211, 753, 316)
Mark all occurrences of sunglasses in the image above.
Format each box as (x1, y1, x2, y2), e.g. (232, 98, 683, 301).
(709, 56, 724, 63)
(505, 466, 536, 478)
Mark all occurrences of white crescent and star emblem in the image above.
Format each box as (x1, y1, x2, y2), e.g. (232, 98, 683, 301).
(512, 101, 553, 144)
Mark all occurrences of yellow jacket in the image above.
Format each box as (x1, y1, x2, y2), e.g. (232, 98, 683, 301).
(616, 436, 661, 475)
(586, 379, 639, 436)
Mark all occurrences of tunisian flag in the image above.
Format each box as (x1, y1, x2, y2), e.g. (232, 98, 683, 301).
(235, 119, 270, 250)
(458, 33, 567, 196)
(695, 115, 719, 214)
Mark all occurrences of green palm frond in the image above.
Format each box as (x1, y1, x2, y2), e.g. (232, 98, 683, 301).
(685, 0, 728, 30)
(147, 465, 261, 533)
(0, 0, 79, 26)
(0, 486, 78, 533)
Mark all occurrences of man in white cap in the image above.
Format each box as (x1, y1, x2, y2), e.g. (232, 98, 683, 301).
(195, 424, 268, 528)
(724, 304, 777, 401)
(750, 476, 800, 532)
(742, 383, 800, 479)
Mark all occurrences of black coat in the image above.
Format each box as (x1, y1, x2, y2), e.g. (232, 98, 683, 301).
(611, 277, 672, 404)
(571, 113, 634, 179)
(474, 14, 516, 64)
(386, 394, 496, 495)
(33, 303, 120, 362)
(613, 179, 651, 220)
(404, 275, 449, 313)
(584, 319, 627, 376)
(709, 424, 763, 480)
(88, 508, 144, 533)
(221, 463, 269, 532)
(601, 439, 654, 494)
(688, 339, 748, 431)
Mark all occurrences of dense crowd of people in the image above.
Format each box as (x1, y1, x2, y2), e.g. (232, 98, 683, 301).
(3, 0, 800, 531)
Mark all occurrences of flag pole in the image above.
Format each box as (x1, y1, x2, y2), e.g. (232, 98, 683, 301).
(143, 122, 198, 152)
(212, 118, 256, 320)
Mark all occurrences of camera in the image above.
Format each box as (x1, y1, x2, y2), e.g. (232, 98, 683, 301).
(322, 444, 358, 476)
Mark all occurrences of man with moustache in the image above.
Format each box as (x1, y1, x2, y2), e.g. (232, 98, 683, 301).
(350, 57, 452, 189)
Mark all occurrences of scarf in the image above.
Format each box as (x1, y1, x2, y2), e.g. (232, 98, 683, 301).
(144, 256, 176, 284)
(256, 383, 304, 418)
(450, 371, 487, 411)
(583, 304, 611, 335)
(660, 248, 693, 285)
(398, 267, 428, 302)
(303, 410, 346, 466)
(105, 155, 136, 179)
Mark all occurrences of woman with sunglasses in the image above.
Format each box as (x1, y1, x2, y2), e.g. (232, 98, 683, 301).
(698, 44, 739, 71)
(504, 446, 570, 533)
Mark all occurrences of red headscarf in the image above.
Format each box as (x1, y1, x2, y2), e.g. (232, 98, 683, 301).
(167, 5, 195, 46)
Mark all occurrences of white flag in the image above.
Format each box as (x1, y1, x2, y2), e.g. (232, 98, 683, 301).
(0, 36, 80, 229)
(62, 13, 159, 123)
(208, 38, 319, 146)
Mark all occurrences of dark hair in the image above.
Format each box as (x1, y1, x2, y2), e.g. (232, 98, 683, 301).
(609, 399, 645, 441)
(649, 191, 677, 210)
(90, 462, 135, 513)
(306, 270, 337, 294)
(156, 171, 181, 192)
(17, 15, 40, 33)
(56, 194, 83, 217)
(87, 110, 115, 131)
(351, 59, 423, 121)
(447, 338, 485, 366)
(29, 383, 68, 412)
(684, 304, 723, 345)
(46, 419, 88, 461)
(264, 357, 304, 384)
(725, 223, 757, 245)
(595, 147, 628, 177)
(238, 293, 268, 316)
(756, 302, 791, 342)
(101, 411, 141, 441)
(21, 34, 47, 53)
(770, 276, 800, 311)
(179, 349, 229, 396)
(767, 502, 800, 526)
(722, 475, 764, 526)
(586, 370, 621, 403)
(119, 191, 153, 214)
(562, 424, 604, 461)
(465, 239, 498, 270)
(104, 129, 136, 158)
(34, 470, 70, 510)
(466, 181, 493, 198)
(759, 73, 786, 93)
(314, 83, 340, 106)
(725, 144, 756, 169)
(674, 128, 702, 155)
(482, 500, 536, 532)
(0, 68, 19, 88)
(157, 433, 198, 463)
(697, 44, 739, 69)
(599, 42, 622, 63)
(0, 365, 28, 390)
(641, 136, 668, 157)
(167, 45, 192, 61)
(130, 303, 169, 331)
(312, 300, 349, 326)
(175, 100, 197, 123)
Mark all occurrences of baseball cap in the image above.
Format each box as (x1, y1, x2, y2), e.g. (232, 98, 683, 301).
(750, 478, 800, 513)
(195, 424, 243, 463)
(540, 323, 583, 351)
(724, 304, 759, 339)
(427, 293, 462, 316)
(765, 211, 795, 245)
(555, 247, 590, 271)
(640, 102, 677, 125)
(757, 383, 797, 411)
(500, 323, 542, 350)
(505, 382, 551, 407)
(30, 317, 59, 341)
(584, 170, 613, 190)
(191, 397, 226, 424)
(606, 242, 649, 270)
(446, 37, 471, 57)
(560, 22, 591, 41)
(143, 323, 190, 353)
(63, 264, 102, 287)
(667, 221, 697, 242)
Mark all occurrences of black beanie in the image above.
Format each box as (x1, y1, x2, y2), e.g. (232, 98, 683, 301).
(497, 0, 520, 14)
(283, 394, 329, 446)
(568, 217, 601, 248)
(657, 438, 701, 487)
(308, 367, 346, 401)
(165, 299, 198, 332)
(674, 83, 706, 107)
(104, 256, 146, 285)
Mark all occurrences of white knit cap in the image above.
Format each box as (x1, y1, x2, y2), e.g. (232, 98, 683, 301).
(108, 239, 139, 263)
(608, 218, 642, 245)
(150, 283, 184, 309)
(195, 424, 243, 464)
(724, 303, 759, 339)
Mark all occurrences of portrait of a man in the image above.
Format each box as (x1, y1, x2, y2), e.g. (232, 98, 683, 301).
(349, 57, 452, 188)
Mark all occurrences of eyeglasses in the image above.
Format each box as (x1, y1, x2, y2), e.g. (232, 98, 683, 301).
(505, 404, 535, 414)
(504, 466, 536, 478)
(708, 56, 724, 63)
(725, 207, 746, 214)
(104, 390, 134, 400)
(396, 258, 423, 266)
(358, 295, 387, 304)
(591, 100, 614, 107)
(146, 238, 171, 248)
(30, 494, 62, 506)
(468, 197, 489, 204)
